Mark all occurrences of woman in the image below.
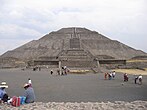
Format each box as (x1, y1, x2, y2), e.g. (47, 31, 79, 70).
(0, 82, 9, 103)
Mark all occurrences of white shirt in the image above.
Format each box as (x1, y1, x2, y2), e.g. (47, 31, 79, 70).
(138, 75, 142, 79)
(28, 80, 32, 84)
(112, 72, 115, 76)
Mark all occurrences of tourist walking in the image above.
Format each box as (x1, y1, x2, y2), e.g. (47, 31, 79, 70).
(0, 82, 9, 103)
(23, 83, 35, 103)
(112, 71, 116, 78)
(51, 70, 53, 75)
(138, 74, 142, 85)
(61, 67, 64, 75)
(134, 75, 138, 84)
(124, 73, 128, 82)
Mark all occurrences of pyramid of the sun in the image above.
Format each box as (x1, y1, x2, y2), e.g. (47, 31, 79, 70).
(0, 27, 146, 68)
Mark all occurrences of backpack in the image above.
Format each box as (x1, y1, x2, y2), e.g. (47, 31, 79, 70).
(19, 96, 26, 105)
(11, 96, 21, 107)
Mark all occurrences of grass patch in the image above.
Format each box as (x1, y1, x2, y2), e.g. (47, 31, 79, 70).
(144, 68, 147, 71)
(113, 69, 147, 75)
(69, 70, 91, 74)
(127, 60, 147, 63)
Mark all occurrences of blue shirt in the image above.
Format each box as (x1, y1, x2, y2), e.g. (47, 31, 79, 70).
(0, 88, 6, 99)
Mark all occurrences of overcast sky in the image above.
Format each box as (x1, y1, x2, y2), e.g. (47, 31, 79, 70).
(0, 0, 147, 55)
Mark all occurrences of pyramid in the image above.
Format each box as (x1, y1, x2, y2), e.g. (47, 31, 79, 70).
(0, 27, 146, 68)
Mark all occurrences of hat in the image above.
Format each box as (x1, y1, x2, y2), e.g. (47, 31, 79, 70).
(23, 83, 29, 88)
(0, 82, 8, 88)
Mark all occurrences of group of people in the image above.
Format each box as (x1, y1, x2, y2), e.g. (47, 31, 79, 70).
(51, 66, 69, 76)
(104, 71, 116, 80)
(124, 73, 143, 84)
(33, 67, 41, 71)
(104, 71, 143, 85)
(61, 66, 68, 75)
(0, 78, 35, 105)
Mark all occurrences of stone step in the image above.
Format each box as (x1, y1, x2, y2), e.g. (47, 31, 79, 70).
(61, 61, 97, 68)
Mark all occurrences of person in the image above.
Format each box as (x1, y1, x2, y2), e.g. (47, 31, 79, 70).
(124, 73, 128, 82)
(112, 71, 116, 78)
(38, 67, 41, 71)
(138, 74, 142, 85)
(23, 83, 35, 103)
(0, 82, 9, 103)
(64, 66, 68, 75)
(51, 70, 53, 75)
(104, 73, 107, 80)
(64, 68, 67, 75)
(109, 72, 112, 80)
(28, 78, 32, 87)
(134, 75, 138, 84)
(57, 69, 60, 75)
(61, 67, 64, 75)
(64, 66, 66, 69)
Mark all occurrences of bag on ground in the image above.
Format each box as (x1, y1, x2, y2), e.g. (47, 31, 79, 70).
(11, 96, 21, 107)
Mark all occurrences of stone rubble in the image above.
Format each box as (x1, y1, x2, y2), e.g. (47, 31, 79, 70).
(0, 101, 147, 110)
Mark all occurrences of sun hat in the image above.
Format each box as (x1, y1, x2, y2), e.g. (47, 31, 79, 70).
(0, 82, 8, 88)
(23, 83, 29, 88)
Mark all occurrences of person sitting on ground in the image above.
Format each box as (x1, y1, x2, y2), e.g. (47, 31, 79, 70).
(23, 83, 35, 103)
(0, 82, 9, 103)
(138, 74, 142, 85)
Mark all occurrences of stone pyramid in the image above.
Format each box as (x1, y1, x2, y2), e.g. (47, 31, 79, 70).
(1, 27, 146, 61)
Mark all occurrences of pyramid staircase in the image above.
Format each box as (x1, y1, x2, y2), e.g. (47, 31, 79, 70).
(58, 28, 97, 67)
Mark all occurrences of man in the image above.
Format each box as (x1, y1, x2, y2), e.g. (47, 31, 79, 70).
(0, 82, 9, 103)
(23, 83, 35, 103)
(138, 74, 142, 85)
(134, 75, 138, 84)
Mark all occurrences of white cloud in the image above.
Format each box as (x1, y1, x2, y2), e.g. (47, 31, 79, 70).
(0, 0, 147, 55)
(0, 24, 42, 39)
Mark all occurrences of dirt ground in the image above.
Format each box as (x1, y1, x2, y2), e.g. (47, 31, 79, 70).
(0, 68, 147, 102)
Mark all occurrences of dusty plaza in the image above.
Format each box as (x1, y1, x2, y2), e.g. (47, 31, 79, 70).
(0, 68, 147, 103)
